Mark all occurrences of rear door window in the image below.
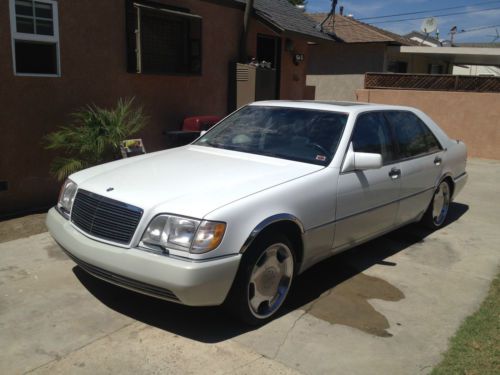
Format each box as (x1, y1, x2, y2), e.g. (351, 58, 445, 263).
(385, 111, 441, 159)
(420, 121, 442, 153)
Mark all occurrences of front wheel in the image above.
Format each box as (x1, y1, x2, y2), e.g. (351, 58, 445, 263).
(422, 180, 451, 229)
(225, 233, 295, 325)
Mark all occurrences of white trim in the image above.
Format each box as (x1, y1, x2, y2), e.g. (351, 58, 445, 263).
(9, 0, 61, 77)
(11, 32, 58, 43)
(14, 72, 60, 77)
(133, 2, 202, 19)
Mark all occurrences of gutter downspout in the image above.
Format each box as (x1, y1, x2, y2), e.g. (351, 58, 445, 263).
(239, 0, 254, 62)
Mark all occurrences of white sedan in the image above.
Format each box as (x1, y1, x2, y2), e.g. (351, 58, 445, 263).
(47, 101, 467, 324)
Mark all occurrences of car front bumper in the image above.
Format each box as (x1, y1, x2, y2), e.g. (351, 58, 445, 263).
(46, 208, 241, 306)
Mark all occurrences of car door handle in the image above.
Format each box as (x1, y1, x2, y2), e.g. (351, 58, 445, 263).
(434, 156, 442, 165)
(388, 168, 401, 180)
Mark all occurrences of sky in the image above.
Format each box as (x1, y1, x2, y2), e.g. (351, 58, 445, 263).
(305, 0, 500, 43)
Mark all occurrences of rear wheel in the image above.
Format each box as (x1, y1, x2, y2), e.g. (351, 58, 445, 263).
(226, 233, 295, 325)
(422, 180, 451, 229)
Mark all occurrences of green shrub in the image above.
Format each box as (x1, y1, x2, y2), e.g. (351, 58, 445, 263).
(45, 98, 147, 181)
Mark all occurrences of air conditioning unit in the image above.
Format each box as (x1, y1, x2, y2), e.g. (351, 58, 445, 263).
(229, 63, 277, 111)
(236, 63, 257, 108)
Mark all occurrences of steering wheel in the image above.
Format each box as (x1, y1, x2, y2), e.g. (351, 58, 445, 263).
(309, 143, 331, 158)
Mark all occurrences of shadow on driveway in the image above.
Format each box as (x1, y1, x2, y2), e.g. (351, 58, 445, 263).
(73, 202, 468, 343)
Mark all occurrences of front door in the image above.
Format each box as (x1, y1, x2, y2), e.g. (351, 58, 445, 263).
(334, 112, 401, 250)
(256, 34, 281, 100)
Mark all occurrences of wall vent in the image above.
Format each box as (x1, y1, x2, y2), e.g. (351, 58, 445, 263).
(236, 65, 249, 81)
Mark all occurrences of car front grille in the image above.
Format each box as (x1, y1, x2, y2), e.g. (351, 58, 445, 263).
(71, 189, 143, 244)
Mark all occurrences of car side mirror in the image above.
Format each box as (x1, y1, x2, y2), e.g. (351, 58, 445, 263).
(342, 143, 382, 172)
(353, 152, 382, 171)
(199, 130, 207, 137)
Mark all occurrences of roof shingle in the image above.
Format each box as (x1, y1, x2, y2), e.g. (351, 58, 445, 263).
(307, 13, 417, 45)
(234, 0, 331, 40)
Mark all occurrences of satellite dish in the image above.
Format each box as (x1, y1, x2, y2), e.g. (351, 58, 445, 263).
(421, 17, 438, 34)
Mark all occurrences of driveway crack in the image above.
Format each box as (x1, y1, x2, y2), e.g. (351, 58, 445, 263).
(272, 291, 332, 360)
(272, 310, 306, 360)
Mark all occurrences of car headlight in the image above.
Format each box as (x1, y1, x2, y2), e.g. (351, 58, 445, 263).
(141, 215, 226, 254)
(57, 179, 78, 219)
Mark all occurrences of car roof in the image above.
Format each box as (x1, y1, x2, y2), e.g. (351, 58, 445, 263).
(249, 100, 415, 114)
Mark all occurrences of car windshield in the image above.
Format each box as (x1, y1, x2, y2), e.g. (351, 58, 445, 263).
(194, 106, 348, 166)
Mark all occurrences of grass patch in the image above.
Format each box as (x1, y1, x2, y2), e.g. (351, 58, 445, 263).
(432, 271, 499, 375)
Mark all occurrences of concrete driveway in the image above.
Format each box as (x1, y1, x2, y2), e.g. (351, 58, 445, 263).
(1, 159, 499, 375)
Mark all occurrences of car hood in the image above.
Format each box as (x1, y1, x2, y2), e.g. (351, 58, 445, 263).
(71, 145, 323, 218)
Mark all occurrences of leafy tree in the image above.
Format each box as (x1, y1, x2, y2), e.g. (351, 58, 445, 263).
(45, 98, 147, 181)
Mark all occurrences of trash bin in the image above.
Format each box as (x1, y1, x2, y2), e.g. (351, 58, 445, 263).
(165, 116, 222, 148)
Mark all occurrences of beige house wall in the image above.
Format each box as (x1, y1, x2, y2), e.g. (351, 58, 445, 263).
(356, 89, 500, 159)
(307, 74, 365, 101)
(452, 65, 500, 76)
(306, 43, 386, 101)
(386, 48, 450, 74)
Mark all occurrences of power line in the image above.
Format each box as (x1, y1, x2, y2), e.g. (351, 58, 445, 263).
(357, 0, 500, 21)
(458, 24, 500, 33)
(369, 6, 500, 25)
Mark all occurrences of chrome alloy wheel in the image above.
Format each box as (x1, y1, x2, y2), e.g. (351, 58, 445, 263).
(432, 181, 450, 226)
(247, 243, 294, 319)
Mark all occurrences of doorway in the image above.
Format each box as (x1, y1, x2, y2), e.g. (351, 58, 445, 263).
(256, 34, 281, 100)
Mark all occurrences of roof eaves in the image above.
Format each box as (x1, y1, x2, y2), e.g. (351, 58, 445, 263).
(253, 10, 285, 33)
(234, 0, 333, 41)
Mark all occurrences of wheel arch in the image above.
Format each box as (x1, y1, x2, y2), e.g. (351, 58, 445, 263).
(437, 172, 455, 199)
(240, 214, 305, 267)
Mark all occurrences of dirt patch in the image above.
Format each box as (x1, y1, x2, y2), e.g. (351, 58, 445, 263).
(0, 214, 47, 243)
(0, 265, 30, 284)
(44, 243, 68, 261)
(304, 273, 404, 337)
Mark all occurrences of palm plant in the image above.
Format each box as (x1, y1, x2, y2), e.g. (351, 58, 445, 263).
(45, 98, 147, 181)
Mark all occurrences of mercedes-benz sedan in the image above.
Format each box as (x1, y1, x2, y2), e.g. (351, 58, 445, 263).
(47, 101, 467, 324)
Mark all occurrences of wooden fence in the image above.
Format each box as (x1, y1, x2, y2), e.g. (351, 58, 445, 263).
(365, 72, 500, 93)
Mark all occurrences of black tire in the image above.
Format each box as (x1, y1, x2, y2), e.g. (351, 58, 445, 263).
(225, 232, 296, 326)
(421, 180, 452, 229)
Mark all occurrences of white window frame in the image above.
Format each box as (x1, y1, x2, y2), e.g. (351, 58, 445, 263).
(8, 0, 61, 77)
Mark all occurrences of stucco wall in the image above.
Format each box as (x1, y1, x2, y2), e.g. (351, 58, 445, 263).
(307, 74, 365, 101)
(356, 89, 500, 159)
(452, 65, 500, 76)
(306, 42, 386, 101)
(385, 47, 450, 74)
(0, 0, 311, 216)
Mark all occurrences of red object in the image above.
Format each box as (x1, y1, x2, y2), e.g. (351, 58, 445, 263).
(182, 116, 222, 132)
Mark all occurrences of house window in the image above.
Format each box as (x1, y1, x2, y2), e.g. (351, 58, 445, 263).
(387, 61, 408, 73)
(428, 64, 444, 74)
(126, 2, 202, 75)
(9, 0, 60, 76)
